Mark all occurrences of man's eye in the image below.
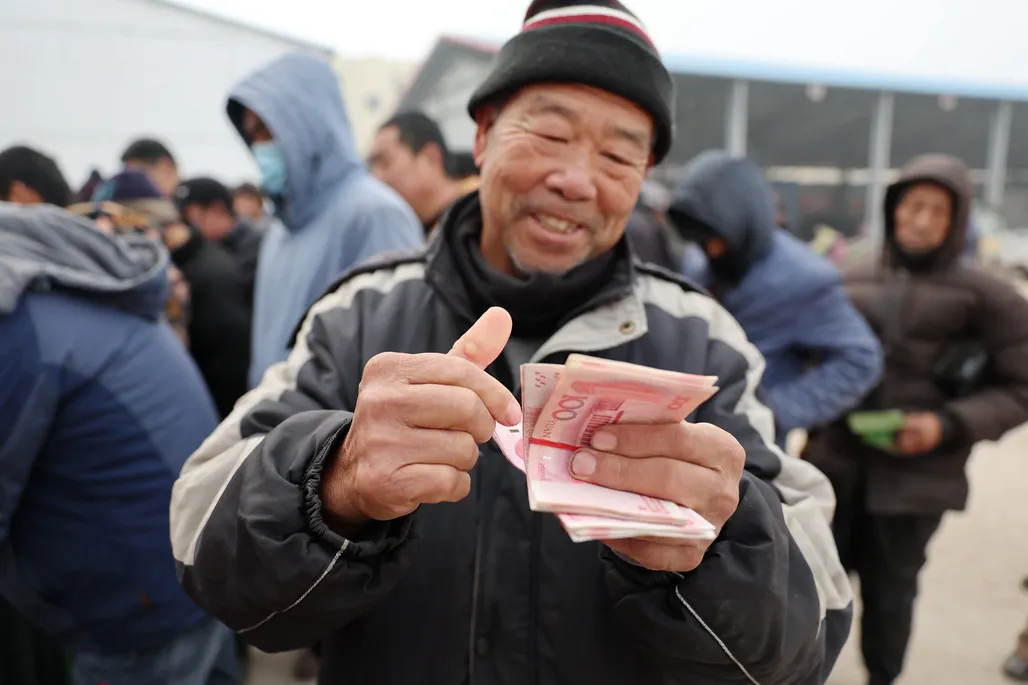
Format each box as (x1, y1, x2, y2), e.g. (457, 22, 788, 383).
(602, 152, 632, 166)
(536, 132, 568, 143)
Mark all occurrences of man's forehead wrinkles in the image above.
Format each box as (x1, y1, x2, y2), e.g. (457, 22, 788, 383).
(519, 91, 650, 150)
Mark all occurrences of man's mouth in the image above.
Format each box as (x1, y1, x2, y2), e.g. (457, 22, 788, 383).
(534, 213, 582, 235)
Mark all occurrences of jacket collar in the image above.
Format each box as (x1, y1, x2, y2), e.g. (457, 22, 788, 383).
(423, 191, 637, 335)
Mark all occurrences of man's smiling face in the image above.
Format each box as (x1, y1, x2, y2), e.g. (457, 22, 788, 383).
(473, 83, 654, 276)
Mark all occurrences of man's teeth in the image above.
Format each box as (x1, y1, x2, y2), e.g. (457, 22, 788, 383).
(538, 215, 576, 234)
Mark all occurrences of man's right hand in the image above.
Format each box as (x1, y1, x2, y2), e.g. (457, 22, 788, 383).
(322, 307, 522, 529)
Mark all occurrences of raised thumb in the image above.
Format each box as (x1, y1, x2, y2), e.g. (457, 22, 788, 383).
(448, 307, 513, 369)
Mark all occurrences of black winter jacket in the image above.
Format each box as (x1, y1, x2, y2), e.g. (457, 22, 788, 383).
(170, 196, 852, 685)
(220, 220, 262, 289)
(170, 228, 252, 418)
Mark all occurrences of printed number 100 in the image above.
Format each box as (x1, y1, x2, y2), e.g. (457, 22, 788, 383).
(551, 395, 587, 421)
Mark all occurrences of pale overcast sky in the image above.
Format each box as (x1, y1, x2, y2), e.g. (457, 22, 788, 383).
(177, 0, 1028, 90)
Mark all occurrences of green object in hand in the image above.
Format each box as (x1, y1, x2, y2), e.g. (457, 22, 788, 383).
(847, 410, 906, 451)
(860, 431, 898, 451)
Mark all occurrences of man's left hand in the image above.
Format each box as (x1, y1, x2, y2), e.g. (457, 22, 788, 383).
(569, 422, 745, 573)
(895, 412, 944, 455)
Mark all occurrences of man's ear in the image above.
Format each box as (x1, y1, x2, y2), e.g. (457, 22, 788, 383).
(182, 204, 202, 226)
(421, 142, 445, 171)
(472, 105, 501, 169)
(7, 181, 43, 205)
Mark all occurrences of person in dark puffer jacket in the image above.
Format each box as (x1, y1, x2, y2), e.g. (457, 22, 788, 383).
(807, 154, 1028, 685)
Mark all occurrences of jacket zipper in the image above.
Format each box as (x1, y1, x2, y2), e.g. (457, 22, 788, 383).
(469, 360, 515, 685)
(524, 354, 550, 685)
(528, 514, 542, 685)
(878, 269, 910, 408)
(468, 477, 484, 685)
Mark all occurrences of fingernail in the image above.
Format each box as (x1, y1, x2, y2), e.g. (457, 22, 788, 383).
(571, 451, 596, 477)
(591, 431, 616, 451)
(506, 400, 523, 426)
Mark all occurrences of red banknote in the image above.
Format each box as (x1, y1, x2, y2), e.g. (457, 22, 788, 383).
(492, 356, 719, 542)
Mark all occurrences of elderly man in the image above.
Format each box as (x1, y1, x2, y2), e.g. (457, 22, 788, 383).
(170, 2, 851, 683)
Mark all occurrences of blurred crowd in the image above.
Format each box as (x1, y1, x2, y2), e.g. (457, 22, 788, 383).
(4, 3, 1028, 684)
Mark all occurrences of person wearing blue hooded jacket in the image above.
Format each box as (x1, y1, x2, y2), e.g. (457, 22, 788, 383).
(0, 203, 237, 684)
(670, 150, 883, 446)
(227, 52, 424, 388)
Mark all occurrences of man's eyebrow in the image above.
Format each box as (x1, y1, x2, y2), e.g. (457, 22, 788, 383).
(525, 95, 579, 121)
(609, 125, 650, 152)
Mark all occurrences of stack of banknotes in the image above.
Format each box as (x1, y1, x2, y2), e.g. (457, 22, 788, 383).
(492, 354, 721, 543)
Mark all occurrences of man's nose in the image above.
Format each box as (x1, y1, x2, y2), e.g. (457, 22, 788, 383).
(912, 209, 935, 229)
(544, 160, 598, 203)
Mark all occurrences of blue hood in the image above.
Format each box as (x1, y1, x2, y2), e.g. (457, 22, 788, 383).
(0, 203, 169, 320)
(669, 150, 776, 268)
(227, 52, 362, 231)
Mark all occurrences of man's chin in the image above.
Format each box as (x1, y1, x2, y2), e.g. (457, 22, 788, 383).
(509, 252, 580, 278)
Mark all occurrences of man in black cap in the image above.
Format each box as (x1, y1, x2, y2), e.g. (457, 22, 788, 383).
(176, 177, 262, 283)
(171, 2, 851, 683)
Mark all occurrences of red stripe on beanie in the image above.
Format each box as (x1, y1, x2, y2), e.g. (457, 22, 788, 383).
(523, 13, 654, 47)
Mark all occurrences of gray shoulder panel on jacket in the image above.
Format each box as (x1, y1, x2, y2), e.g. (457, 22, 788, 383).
(170, 261, 426, 567)
(634, 273, 853, 618)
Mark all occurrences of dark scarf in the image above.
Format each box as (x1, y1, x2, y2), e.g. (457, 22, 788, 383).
(886, 239, 952, 274)
(423, 215, 440, 236)
(441, 194, 630, 339)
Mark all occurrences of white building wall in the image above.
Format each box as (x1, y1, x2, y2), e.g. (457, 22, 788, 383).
(415, 58, 494, 153)
(333, 57, 417, 157)
(396, 52, 496, 154)
(0, 0, 328, 189)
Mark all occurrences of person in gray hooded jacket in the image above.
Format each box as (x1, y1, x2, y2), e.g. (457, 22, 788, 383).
(0, 204, 236, 685)
(227, 52, 423, 388)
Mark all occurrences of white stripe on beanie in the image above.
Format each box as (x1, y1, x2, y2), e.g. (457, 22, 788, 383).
(523, 4, 647, 33)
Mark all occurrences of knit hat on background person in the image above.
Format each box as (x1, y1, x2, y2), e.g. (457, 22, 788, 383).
(174, 177, 235, 215)
(92, 170, 179, 225)
(467, 0, 675, 163)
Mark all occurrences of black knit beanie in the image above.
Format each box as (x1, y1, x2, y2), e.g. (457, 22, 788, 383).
(467, 0, 675, 163)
